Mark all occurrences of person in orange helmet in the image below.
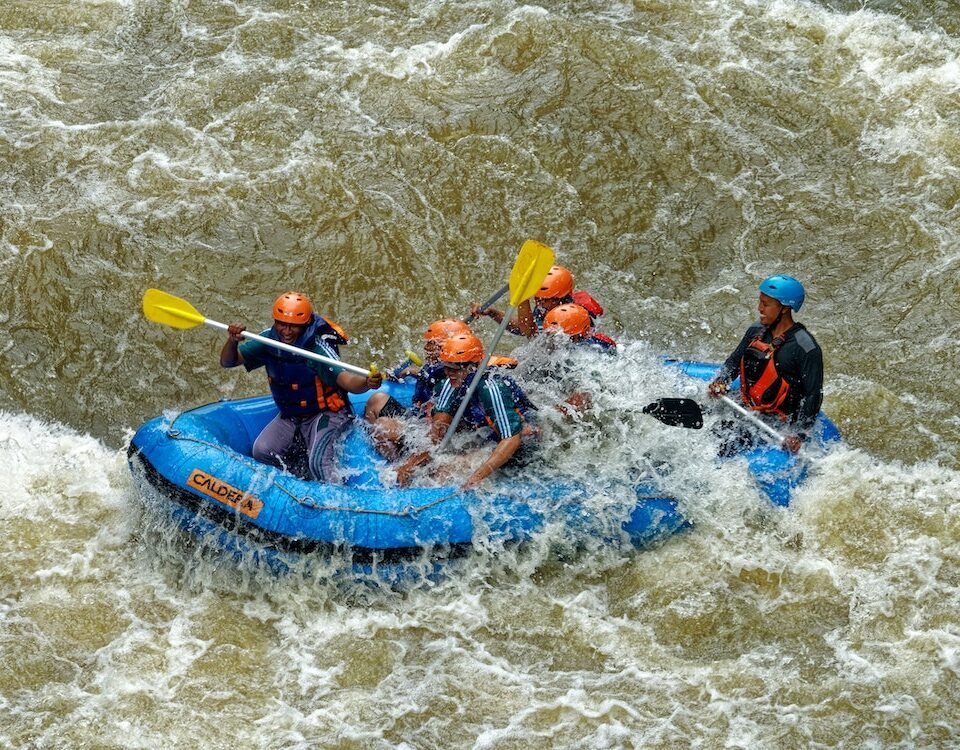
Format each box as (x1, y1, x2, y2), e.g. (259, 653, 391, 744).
(396, 333, 535, 489)
(470, 264, 604, 338)
(363, 318, 473, 459)
(221, 291, 382, 481)
(534, 303, 618, 415)
(542, 303, 617, 353)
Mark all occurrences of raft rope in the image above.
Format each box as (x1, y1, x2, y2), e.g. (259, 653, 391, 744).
(166, 425, 464, 517)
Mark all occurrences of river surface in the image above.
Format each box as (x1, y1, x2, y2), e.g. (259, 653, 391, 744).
(3, 1, 960, 748)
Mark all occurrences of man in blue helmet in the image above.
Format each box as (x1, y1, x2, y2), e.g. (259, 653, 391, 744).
(706, 275, 823, 454)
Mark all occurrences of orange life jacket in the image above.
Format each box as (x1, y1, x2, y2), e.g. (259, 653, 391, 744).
(571, 290, 603, 318)
(739, 336, 791, 418)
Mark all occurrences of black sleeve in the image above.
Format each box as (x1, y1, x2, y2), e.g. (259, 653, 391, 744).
(716, 325, 761, 383)
(794, 346, 824, 435)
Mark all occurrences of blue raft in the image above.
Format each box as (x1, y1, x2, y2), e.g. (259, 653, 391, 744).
(126, 361, 840, 571)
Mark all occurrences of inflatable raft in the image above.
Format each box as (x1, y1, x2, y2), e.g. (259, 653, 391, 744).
(126, 361, 840, 574)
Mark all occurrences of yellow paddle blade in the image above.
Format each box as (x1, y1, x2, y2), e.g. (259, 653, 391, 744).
(405, 349, 424, 367)
(142, 288, 206, 329)
(508, 240, 555, 308)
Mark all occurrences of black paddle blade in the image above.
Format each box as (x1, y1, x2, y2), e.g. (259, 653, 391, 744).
(642, 398, 704, 429)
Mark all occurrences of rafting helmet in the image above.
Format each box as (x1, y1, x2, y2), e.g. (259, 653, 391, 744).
(273, 291, 313, 324)
(758, 275, 805, 312)
(423, 319, 472, 342)
(537, 265, 574, 300)
(543, 303, 591, 337)
(440, 333, 484, 365)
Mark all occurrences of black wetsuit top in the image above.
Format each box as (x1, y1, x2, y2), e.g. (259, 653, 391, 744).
(716, 322, 824, 435)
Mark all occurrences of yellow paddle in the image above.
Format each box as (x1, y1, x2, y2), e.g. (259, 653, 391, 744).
(386, 349, 425, 380)
(142, 288, 375, 377)
(437, 240, 555, 451)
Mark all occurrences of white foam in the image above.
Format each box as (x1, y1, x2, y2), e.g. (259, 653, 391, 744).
(0, 411, 128, 520)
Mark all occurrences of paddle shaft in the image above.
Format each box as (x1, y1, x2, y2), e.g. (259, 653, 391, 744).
(210, 319, 372, 377)
(433, 239, 555, 454)
(464, 283, 509, 323)
(719, 394, 787, 443)
(436, 307, 513, 452)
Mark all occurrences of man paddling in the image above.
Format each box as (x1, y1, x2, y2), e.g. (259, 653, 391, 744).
(396, 333, 535, 489)
(221, 291, 382, 481)
(543, 303, 616, 353)
(470, 264, 604, 338)
(706, 275, 823, 454)
(537, 302, 618, 415)
(363, 318, 473, 460)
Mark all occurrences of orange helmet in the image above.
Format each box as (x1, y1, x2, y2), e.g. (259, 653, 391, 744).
(544, 303, 591, 337)
(273, 291, 312, 325)
(440, 333, 484, 365)
(423, 319, 472, 342)
(537, 265, 574, 300)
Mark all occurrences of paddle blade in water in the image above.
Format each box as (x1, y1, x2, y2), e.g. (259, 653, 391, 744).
(642, 398, 704, 429)
(508, 240, 555, 307)
(142, 288, 206, 329)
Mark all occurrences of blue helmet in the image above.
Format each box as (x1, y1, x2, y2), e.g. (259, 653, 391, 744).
(759, 275, 805, 312)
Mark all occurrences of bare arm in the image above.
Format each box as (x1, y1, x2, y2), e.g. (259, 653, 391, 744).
(336, 370, 383, 393)
(396, 450, 432, 487)
(513, 299, 536, 337)
(220, 323, 246, 368)
(395, 413, 452, 487)
(470, 299, 535, 336)
(462, 433, 522, 489)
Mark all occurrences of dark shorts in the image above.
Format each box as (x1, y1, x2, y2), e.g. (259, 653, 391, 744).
(377, 395, 408, 419)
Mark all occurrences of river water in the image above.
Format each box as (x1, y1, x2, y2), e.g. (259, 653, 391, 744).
(3, 0, 960, 747)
